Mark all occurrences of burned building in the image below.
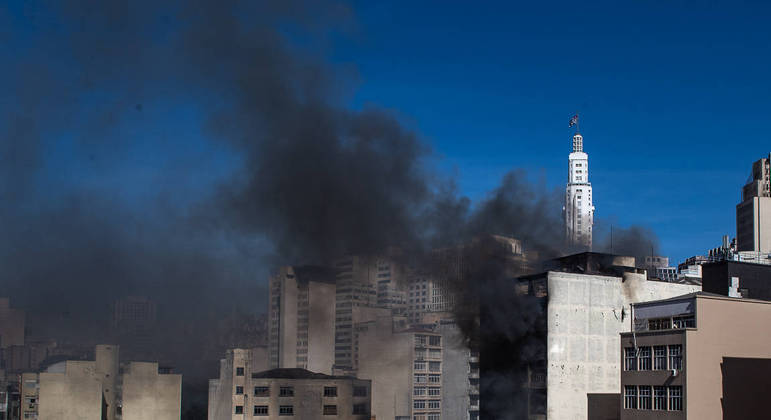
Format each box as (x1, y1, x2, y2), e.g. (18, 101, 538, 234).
(517, 252, 701, 420)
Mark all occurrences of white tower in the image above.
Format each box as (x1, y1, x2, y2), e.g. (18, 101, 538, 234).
(564, 132, 594, 249)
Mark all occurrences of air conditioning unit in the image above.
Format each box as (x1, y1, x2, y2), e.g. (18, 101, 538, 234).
(671, 369, 678, 377)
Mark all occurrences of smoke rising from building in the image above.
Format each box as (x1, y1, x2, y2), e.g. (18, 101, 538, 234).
(0, 0, 661, 417)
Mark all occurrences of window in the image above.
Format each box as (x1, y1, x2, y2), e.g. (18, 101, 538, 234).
(415, 335, 427, 346)
(669, 345, 682, 370)
(654, 346, 667, 370)
(639, 386, 651, 409)
(624, 386, 637, 409)
(254, 405, 269, 416)
(235, 386, 244, 395)
(673, 315, 695, 328)
(648, 318, 671, 330)
(414, 387, 426, 396)
(428, 414, 440, 420)
(280, 386, 294, 397)
(429, 349, 441, 359)
(235, 406, 244, 414)
(653, 386, 667, 410)
(428, 400, 440, 409)
(428, 374, 441, 383)
(279, 405, 294, 416)
(638, 347, 651, 370)
(624, 348, 637, 371)
(669, 386, 682, 411)
(353, 404, 368, 415)
(414, 361, 426, 371)
(429, 361, 441, 372)
(429, 336, 441, 346)
(414, 374, 427, 383)
(323, 405, 337, 415)
(236, 367, 245, 376)
(324, 386, 337, 397)
(353, 386, 368, 397)
(428, 387, 441, 396)
(255, 386, 270, 397)
(414, 400, 426, 409)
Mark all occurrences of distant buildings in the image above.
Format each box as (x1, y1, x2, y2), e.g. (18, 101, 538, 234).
(208, 347, 269, 420)
(736, 153, 771, 255)
(620, 292, 771, 419)
(642, 256, 678, 282)
(564, 132, 595, 249)
(518, 252, 700, 420)
(112, 296, 157, 361)
(20, 344, 181, 420)
(0, 298, 24, 350)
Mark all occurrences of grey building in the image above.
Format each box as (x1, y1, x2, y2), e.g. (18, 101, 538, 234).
(736, 153, 771, 254)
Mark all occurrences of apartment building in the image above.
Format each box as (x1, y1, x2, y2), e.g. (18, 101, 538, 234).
(619, 292, 771, 420)
(208, 347, 269, 420)
(356, 316, 443, 420)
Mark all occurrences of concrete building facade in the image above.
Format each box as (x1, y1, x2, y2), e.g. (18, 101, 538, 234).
(268, 266, 336, 373)
(208, 347, 269, 420)
(564, 133, 595, 249)
(518, 253, 700, 420)
(247, 368, 371, 420)
(121, 362, 182, 420)
(736, 153, 771, 254)
(619, 292, 771, 420)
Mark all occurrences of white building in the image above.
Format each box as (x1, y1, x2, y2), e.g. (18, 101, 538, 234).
(564, 133, 595, 249)
(518, 253, 700, 420)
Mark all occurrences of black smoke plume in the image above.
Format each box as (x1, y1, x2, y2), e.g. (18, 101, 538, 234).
(1, 1, 662, 418)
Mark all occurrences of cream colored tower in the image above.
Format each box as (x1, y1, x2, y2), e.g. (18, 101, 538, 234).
(564, 132, 594, 248)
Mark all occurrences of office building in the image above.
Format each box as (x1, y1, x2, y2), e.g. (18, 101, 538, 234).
(564, 132, 595, 249)
(736, 153, 771, 254)
(356, 315, 443, 420)
(268, 266, 336, 373)
(517, 252, 700, 420)
(246, 368, 371, 419)
(112, 296, 157, 361)
(208, 347, 269, 420)
(619, 292, 771, 419)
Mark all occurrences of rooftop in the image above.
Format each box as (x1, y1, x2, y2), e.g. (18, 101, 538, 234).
(250, 368, 358, 380)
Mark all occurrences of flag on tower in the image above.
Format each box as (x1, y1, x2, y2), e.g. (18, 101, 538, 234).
(569, 114, 578, 127)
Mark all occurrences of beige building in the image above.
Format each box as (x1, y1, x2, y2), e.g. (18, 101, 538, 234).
(619, 292, 771, 420)
(518, 252, 701, 420)
(215, 368, 371, 419)
(356, 316, 443, 420)
(25, 344, 181, 420)
(268, 266, 336, 373)
(736, 153, 771, 254)
(208, 347, 269, 420)
(0, 298, 24, 349)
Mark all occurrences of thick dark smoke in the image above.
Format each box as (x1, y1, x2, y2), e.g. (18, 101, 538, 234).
(1, 1, 662, 418)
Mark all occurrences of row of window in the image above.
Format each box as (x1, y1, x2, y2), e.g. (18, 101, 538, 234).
(413, 413, 441, 420)
(414, 374, 441, 383)
(624, 345, 682, 371)
(413, 400, 441, 409)
(413, 361, 441, 371)
(413, 387, 441, 396)
(647, 315, 695, 330)
(239, 403, 369, 416)
(414, 335, 441, 346)
(624, 385, 682, 411)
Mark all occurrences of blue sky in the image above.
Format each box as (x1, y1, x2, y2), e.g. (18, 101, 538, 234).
(4, 1, 771, 266)
(325, 0, 771, 263)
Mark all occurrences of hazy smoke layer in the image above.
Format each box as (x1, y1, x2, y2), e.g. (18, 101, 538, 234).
(0, 1, 660, 418)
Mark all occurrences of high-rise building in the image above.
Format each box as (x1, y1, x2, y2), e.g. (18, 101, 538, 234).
(736, 153, 771, 254)
(564, 132, 595, 249)
(112, 296, 157, 361)
(268, 266, 336, 373)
